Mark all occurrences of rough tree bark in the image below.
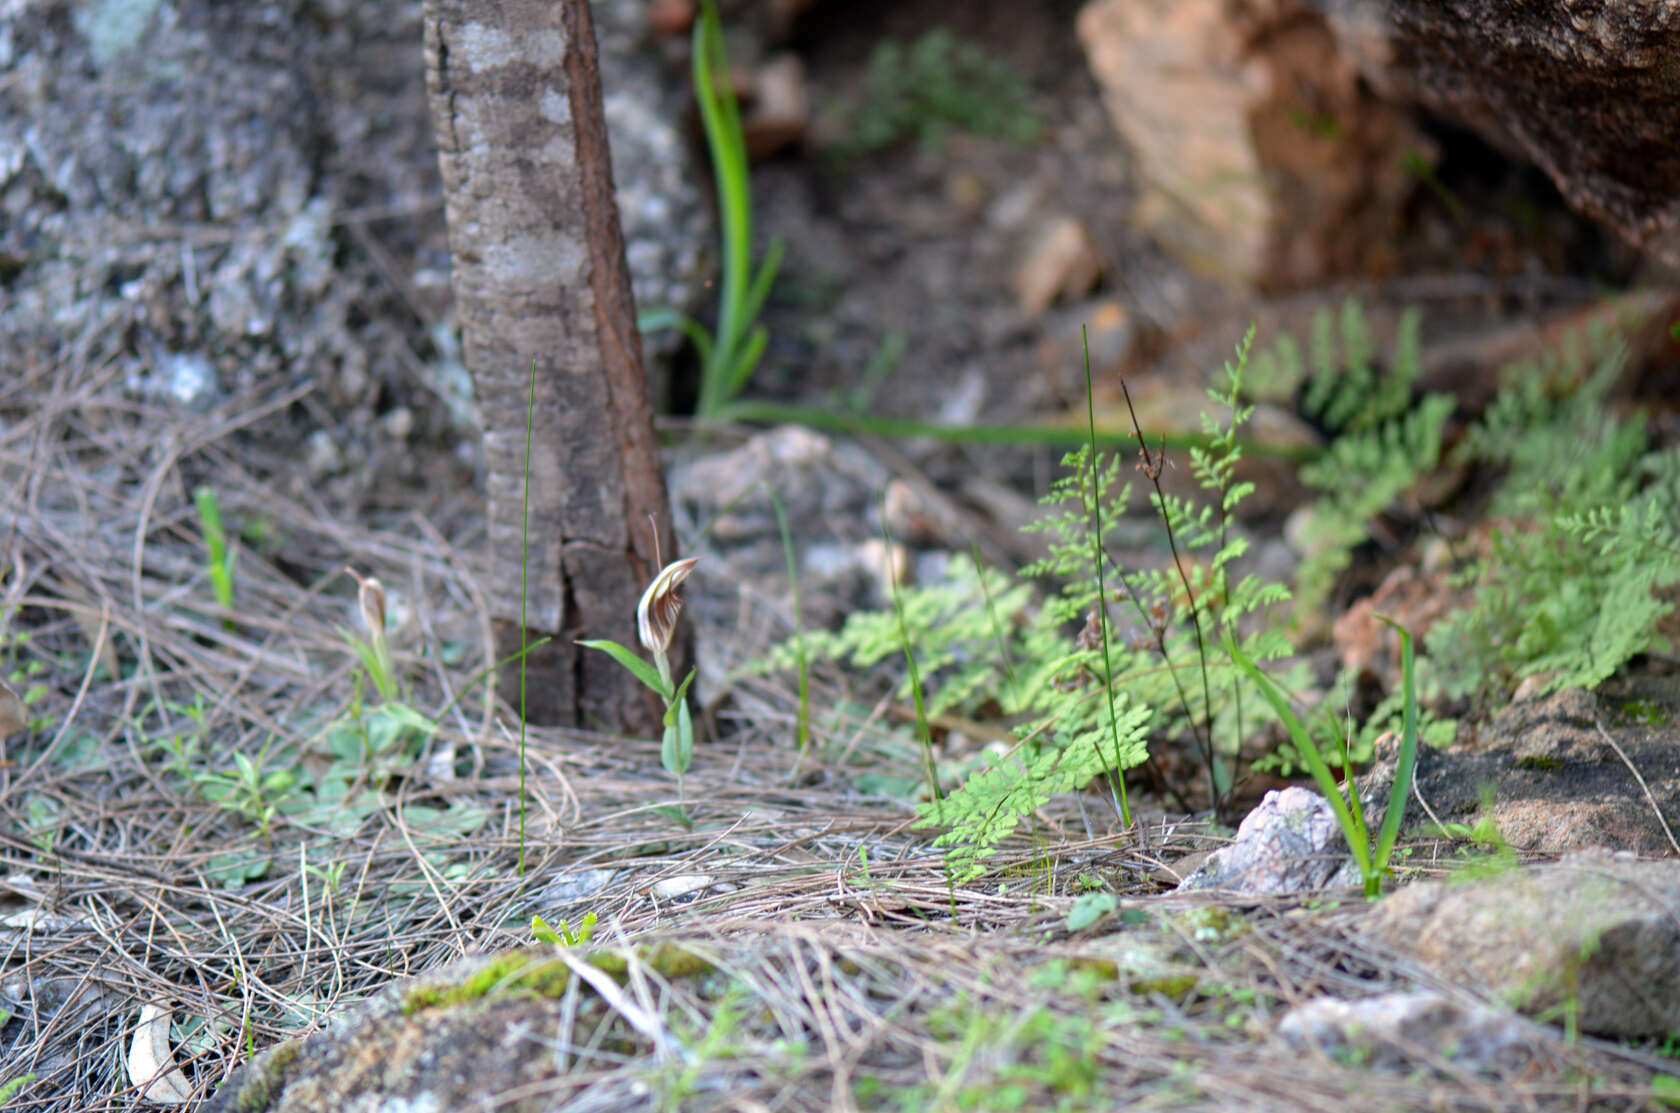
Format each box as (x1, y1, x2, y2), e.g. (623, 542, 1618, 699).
(421, 0, 683, 731)
(1313, 0, 1680, 263)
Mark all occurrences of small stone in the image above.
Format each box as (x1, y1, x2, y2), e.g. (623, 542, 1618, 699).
(154, 351, 222, 410)
(538, 867, 618, 907)
(880, 480, 935, 545)
(1176, 787, 1357, 895)
(1332, 564, 1461, 679)
(1014, 217, 1104, 315)
(650, 874, 712, 900)
(986, 181, 1043, 232)
(380, 406, 413, 440)
(679, 425, 833, 510)
(1277, 991, 1553, 1074)
(744, 54, 807, 160)
(944, 171, 987, 218)
(304, 429, 342, 480)
(856, 538, 912, 602)
(645, 0, 694, 37)
(1361, 858, 1680, 1037)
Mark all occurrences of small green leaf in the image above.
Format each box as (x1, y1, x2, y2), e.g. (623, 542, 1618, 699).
(664, 668, 697, 728)
(1653, 1075, 1680, 1107)
(577, 639, 664, 694)
(531, 914, 562, 945)
(661, 723, 679, 777)
(676, 700, 694, 772)
(652, 804, 694, 829)
(1067, 892, 1117, 933)
(0, 1072, 36, 1106)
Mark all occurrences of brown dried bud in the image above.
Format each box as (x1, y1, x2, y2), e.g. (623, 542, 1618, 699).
(637, 557, 699, 657)
(346, 566, 387, 639)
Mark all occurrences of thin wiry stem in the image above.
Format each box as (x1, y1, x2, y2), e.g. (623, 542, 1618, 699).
(1082, 328, 1131, 827)
(519, 359, 535, 876)
(1119, 378, 1221, 818)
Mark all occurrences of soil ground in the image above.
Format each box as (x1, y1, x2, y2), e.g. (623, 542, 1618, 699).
(2, 2, 1679, 1110)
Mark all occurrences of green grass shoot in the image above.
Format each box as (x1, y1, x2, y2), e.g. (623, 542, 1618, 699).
(194, 486, 236, 619)
(640, 0, 783, 420)
(880, 503, 942, 810)
(1227, 616, 1421, 898)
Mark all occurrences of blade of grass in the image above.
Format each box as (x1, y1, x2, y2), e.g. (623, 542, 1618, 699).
(1225, 629, 1373, 881)
(637, 308, 716, 368)
(769, 490, 811, 753)
(1372, 615, 1419, 872)
(739, 238, 785, 335)
(881, 504, 942, 808)
(718, 400, 1319, 461)
(725, 325, 770, 405)
(694, 0, 751, 419)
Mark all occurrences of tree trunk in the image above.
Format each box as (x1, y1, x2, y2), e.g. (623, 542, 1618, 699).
(422, 0, 682, 732)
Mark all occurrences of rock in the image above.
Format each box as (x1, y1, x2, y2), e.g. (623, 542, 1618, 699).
(855, 537, 912, 598)
(1014, 217, 1104, 316)
(1176, 786, 1357, 894)
(1276, 990, 1556, 1073)
(674, 424, 842, 512)
(1332, 564, 1465, 679)
(1077, 0, 1425, 291)
(0, 0, 710, 477)
(303, 430, 344, 481)
(1361, 857, 1680, 1038)
(1355, 686, 1680, 859)
(880, 479, 937, 546)
(1315, 0, 1680, 263)
(1034, 299, 1137, 387)
(743, 53, 808, 160)
(646, 0, 696, 38)
(666, 424, 896, 697)
(203, 944, 713, 1113)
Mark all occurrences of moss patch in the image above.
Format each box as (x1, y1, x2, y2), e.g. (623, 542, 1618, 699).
(402, 944, 713, 1016)
(233, 1037, 302, 1113)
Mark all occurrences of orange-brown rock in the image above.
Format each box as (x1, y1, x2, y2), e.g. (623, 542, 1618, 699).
(1078, 0, 1426, 292)
(1316, 0, 1680, 264)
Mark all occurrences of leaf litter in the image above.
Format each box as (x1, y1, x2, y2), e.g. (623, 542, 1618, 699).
(0, 364, 1671, 1112)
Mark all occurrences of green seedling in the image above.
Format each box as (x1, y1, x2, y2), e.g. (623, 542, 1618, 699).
(342, 567, 398, 703)
(194, 486, 237, 621)
(0, 1073, 36, 1107)
(640, 0, 783, 420)
(198, 735, 299, 839)
(1066, 891, 1117, 933)
(826, 28, 1039, 158)
(1, 637, 52, 736)
(531, 911, 596, 947)
(300, 847, 347, 896)
(1227, 615, 1420, 898)
(1402, 149, 1468, 225)
(580, 557, 700, 796)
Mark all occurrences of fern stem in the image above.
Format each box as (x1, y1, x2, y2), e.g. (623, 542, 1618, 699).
(1082, 328, 1132, 828)
(1118, 377, 1221, 818)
